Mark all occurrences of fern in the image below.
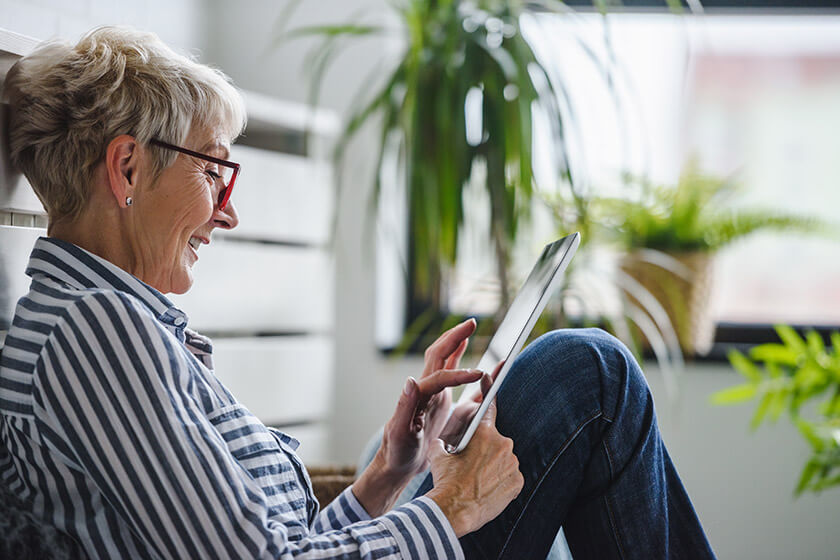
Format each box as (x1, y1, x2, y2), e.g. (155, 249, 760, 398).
(601, 160, 825, 252)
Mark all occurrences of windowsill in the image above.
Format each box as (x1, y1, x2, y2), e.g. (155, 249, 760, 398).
(379, 319, 839, 362)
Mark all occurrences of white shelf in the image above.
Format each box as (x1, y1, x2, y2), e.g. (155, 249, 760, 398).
(242, 90, 340, 138)
(0, 27, 38, 58)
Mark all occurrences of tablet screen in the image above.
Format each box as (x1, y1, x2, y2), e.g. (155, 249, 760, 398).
(439, 233, 580, 453)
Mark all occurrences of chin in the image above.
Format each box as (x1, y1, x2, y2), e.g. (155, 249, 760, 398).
(167, 269, 195, 295)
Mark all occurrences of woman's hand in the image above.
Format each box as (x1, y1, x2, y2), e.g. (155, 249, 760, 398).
(426, 398, 524, 537)
(352, 318, 482, 515)
(382, 318, 481, 475)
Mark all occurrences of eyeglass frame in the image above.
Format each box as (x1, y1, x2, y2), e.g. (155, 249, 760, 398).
(149, 138, 241, 211)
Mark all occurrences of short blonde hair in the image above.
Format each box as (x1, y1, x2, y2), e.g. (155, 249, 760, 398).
(4, 26, 247, 222)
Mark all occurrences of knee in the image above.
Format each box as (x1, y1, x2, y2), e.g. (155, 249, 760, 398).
(519, 328, 635, 373)
(509, 328, 650, 416)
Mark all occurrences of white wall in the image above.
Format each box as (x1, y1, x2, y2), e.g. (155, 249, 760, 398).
(646, 362, 840, 560)
(0, 0, 206, 53)
(200, 0, 407, 463)
(204, 0, 394, 114)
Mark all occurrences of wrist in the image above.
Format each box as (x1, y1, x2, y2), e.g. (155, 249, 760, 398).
(352, 451, 413, 516)
(425, 487, 473, 538)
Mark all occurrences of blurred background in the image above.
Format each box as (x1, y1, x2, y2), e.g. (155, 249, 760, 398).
(1, 1, 839, 558)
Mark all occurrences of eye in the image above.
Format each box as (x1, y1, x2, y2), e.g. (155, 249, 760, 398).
(205, 169, 222, 182)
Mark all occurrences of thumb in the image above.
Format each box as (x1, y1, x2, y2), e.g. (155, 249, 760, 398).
(429, 438, 449, 462)
(391, 377, 420, 433)
(480, 372, 493, 397)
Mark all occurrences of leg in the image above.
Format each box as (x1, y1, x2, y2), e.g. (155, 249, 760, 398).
(414, 328, 716, 559)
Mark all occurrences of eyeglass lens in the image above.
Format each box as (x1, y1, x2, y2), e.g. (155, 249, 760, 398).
(216, 166, 233, 185)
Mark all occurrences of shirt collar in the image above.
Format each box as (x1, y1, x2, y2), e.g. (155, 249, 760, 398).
(25, 237, 189, 329)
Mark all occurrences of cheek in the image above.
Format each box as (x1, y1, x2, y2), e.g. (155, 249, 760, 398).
(175, 183, 215, 227)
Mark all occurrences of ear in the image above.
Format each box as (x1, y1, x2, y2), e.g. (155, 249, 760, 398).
(105, 135, 140, 208)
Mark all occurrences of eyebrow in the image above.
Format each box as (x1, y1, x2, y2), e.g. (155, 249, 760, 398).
(198, 141, 231, 160)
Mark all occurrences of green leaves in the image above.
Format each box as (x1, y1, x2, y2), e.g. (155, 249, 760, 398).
(712, 326, 840, 495)
(794, 419, 840, 495)
(280, 0, 572, 314)
(729, 350, 762, 383)
(710, 383, 756, 405)
(602, 160, 827, 253)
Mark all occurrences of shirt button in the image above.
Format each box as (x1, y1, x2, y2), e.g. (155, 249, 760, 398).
(173, 317, 185, 326)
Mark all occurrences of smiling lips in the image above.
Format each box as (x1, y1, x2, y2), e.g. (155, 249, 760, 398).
(188, 236, 209, 258)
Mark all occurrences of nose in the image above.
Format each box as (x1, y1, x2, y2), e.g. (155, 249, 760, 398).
(213, 199, 239, 230)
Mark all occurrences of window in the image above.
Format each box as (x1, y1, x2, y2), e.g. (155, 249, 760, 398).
(376, 11, 840, 350)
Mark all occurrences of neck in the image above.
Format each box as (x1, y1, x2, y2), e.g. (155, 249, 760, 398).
(49, 204, 140, 281)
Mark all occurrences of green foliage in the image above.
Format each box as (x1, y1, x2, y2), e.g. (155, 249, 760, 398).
(282, 0, 570, 311)
(711, 326, 840, 495)
(599, 160, 823, 252)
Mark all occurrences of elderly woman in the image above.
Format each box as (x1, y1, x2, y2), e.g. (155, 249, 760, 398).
(0, 27, 714, 560)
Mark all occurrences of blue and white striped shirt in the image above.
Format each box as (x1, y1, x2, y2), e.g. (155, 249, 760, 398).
(0, 237, 462, 559)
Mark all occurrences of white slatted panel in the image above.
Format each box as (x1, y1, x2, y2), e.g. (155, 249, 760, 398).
(227, 146, 333, 245)
(0, 104, 44, 215)
(168, 238, 334, 334)
(0, 168, 42, 214)
(210, 336, 333, 427)
(0, 225, 44, 337)
(1, 33, 43, 215)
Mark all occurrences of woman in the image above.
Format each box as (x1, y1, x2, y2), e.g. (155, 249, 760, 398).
(0, 27, 715, 559)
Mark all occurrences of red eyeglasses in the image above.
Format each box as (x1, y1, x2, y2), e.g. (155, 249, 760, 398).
(150, 138, 241, 211)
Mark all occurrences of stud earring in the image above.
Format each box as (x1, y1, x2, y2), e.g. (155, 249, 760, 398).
(125, 197, 133, 207)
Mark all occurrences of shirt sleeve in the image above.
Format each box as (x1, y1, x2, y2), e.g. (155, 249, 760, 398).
(31, 291, 463, 560)
(314, 486, 461, 559)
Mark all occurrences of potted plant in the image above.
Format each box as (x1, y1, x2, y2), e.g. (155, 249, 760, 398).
(712, 326, 840, 494)
(594, 160, 821, 356)
(281, 1, 708, 359)
(283, 0, 571, 328)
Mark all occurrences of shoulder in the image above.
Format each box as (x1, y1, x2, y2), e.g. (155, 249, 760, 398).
(10, 278, 156, 339)
(27, 285, 175, 382)
(55, 288, 157, 331)
(46, 288, 162, 332)
(31, 287, 195, 412)
(2, 283, 170, 417)
(4, 281, 157, 378)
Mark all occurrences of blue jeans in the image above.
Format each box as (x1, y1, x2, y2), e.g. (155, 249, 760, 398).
(406, 329, 716, 559)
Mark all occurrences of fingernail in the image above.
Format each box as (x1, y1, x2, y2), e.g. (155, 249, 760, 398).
(403, 377, 415, 396)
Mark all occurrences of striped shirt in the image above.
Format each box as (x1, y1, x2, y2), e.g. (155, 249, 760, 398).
(0, 237, 462, 559)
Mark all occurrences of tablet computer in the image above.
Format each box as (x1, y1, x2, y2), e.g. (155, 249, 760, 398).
(439, 232, 580, 454)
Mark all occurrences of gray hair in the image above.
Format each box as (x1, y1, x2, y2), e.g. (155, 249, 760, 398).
(4, 26, 247, 223)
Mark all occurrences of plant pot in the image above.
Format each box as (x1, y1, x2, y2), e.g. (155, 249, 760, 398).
(619, 250, 715, 357)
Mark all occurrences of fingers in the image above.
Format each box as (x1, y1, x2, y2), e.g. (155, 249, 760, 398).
(423, 318, 477, 377)
(389, 376, 420, 434)
(471, 372, 494, 404)
(482, 397, 498, 425)
(490, 359, 505, 382)
(416, 368, 483, 407)
(443, 337, 469, 370)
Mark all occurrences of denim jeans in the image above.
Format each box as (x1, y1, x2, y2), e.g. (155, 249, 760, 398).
(361, 328, 716, 559)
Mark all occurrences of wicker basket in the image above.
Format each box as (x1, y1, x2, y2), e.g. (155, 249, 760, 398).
(619, 250, 715, 357)
(308, 466, 356, 506)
